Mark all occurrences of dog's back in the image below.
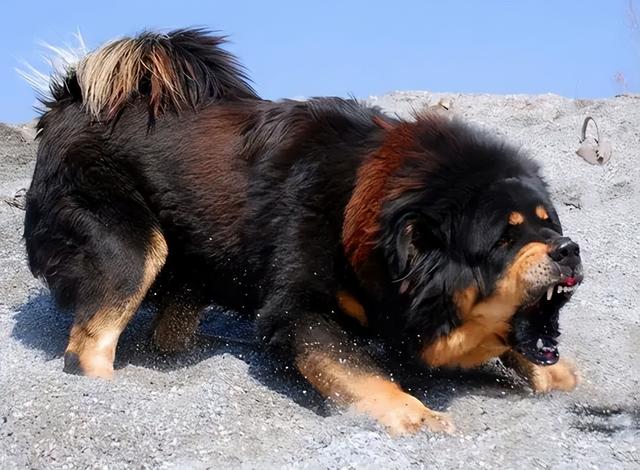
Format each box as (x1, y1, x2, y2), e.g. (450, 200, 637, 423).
(24, 28, 385, 377)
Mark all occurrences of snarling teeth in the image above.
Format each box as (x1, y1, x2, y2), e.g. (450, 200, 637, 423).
(536, 338, 543, 349)
(545, 282, 579, 301)
(557, 285, 577, 294)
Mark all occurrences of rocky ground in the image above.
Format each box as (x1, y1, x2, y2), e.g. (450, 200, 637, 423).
(0, 93, 638, 469)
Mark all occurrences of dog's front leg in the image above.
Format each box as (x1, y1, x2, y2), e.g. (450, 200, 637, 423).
(294, 320, 455, 436)
(501, 350, 580, 393)
(257, 283, 454, 435)
(256, 212, 453, 435)
(259, 296, 454, 435)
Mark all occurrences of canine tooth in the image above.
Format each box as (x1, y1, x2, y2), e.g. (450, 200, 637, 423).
(547, 286, 554, 301)
(536, 338, 543, 349)
(557, 285, 562, 294)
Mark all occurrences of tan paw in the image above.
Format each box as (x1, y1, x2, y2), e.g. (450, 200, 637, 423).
(64, 327, 118, 379)
(63, 351, 114, 379)
(530, 358, 580, 393)
(355, 391, 455, 436)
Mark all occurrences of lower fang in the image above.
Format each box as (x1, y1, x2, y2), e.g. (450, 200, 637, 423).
(547, 286, 554, 301)
(536, 338, 543, 349)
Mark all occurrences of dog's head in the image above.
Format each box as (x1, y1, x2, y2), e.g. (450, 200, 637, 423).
(378, 116, 583, 365)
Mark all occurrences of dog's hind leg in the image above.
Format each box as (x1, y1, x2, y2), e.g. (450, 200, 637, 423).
(62, 228, 168, 379)
(151, 286, 205, 354)
(147, 260, 209, 354)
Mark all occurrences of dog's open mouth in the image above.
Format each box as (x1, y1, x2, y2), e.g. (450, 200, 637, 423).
(513, 273, 582, 366)
(517, 335, 560, 366)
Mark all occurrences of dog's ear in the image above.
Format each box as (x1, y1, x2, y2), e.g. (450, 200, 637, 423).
(393, 213, 430, 277)
(392, 212, 457, 297)
(395, 219, 419, 275)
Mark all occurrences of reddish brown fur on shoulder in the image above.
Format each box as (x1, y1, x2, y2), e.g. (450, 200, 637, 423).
(343, 113, 453, 269)
(342, 122, 418, 269)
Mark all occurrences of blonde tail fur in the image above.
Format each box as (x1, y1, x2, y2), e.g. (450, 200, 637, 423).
(23, 28, 258, 123)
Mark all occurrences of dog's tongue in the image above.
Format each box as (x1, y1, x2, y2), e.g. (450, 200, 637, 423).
(519, 336, 559, 365)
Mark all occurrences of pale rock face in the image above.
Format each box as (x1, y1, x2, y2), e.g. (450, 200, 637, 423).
(0, 93, 638, 468)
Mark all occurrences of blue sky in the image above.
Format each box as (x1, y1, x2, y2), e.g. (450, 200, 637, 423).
(1, 0, 638, 123)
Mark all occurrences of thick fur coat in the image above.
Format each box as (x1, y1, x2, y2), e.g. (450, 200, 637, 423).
(24, 29, 584, 435)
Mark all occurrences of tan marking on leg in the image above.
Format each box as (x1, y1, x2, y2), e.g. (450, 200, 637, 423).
(421, 321, 510, 368)
(502, 351, 580, 393)
(336, 290, 368, 327)
(509, 211, 524, 225)
(422, 243, 551, 368)
(65, 326, 121, 379)
(421, 285, 513, 368)
(535, 205, 549, 220)
(65, 229, 168, 379)
(296, 351, 454, 436)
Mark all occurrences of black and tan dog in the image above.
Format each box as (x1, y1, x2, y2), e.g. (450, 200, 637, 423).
(24, 29, 583, 435)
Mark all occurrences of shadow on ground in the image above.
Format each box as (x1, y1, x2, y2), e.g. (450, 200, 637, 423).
(570, 403, 640, 435)
(10, 292, 327, 413)
(10, 291, 525, 417)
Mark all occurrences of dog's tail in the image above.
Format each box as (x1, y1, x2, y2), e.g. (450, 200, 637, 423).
(35, 28, 258, 122)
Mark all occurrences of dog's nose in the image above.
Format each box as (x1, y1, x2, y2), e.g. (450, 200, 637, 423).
(549, 237, 581, 267)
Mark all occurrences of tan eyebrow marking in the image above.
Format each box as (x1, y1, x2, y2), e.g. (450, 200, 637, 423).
(508, 211, 524, 225)
(535, 205, 549, 220)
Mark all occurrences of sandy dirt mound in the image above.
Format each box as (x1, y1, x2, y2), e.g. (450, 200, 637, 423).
(0, 93, 638, 468)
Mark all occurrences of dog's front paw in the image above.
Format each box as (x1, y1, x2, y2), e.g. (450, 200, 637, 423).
(529, 358, 580, 393)
(354, 390, 455, 436)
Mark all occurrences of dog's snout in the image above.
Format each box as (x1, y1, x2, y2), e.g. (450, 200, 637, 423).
(549, 237, 581, 267)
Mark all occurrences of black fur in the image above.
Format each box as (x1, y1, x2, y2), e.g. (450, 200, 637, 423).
(372, 119, 567, 355)
(25, 28, 577, 381)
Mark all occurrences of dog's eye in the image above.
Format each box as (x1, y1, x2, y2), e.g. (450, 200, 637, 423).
(493, 237, 511, 249)
(493, 227, 514, 249)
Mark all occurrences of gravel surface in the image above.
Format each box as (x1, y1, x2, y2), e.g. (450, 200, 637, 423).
(0, 93, 638, 469)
